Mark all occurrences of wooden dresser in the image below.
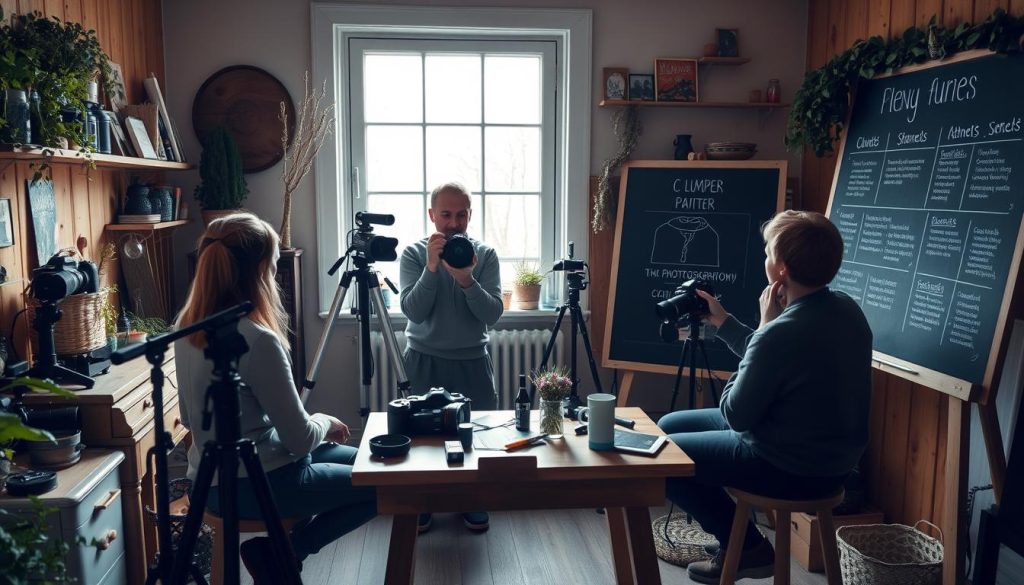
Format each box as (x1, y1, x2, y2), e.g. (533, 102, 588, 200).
(22, 350, 184, 585)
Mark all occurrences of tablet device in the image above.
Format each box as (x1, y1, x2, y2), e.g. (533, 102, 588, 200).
(614, 428, 668, 456)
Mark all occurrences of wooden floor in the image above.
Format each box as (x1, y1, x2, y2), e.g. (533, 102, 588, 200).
(232, 506, 828, 585)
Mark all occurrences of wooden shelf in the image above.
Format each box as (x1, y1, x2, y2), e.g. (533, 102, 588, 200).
(599, 100, 789, 109)
(697, 57, 751, 66)
(0, 145, 193, 171)
(104, 220, 189, 231)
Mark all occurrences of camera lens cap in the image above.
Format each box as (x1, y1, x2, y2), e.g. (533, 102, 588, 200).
(369, 434, 411, 458)
(5, 470, 58, 497)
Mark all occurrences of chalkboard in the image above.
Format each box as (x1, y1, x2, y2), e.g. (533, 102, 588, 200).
(827, 50, 1024, 401)
(602, 160, 785, 376)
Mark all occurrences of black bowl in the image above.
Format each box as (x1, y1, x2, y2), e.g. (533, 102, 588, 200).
(369, 434, 411, 458)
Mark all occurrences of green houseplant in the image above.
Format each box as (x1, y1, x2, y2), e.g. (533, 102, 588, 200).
(194, 126, 249, 225)
(512, 262, 545, 310)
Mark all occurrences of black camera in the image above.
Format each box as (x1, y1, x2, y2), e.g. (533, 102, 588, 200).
(31, 255, 99, 302)
(655, 279, 714, 324)
(440, 233, 475, 269)
(351, 212, 399, 263)
(1, 361, 80, 431)
(387, 387, 472, 436)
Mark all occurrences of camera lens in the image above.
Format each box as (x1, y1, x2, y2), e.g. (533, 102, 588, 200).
(441, 234, 475, 268)
(654, 280, 712, 323)
(32, 268, 85, 301)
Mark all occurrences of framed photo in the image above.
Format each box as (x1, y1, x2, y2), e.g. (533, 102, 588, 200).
(654, 58, 699, 102)
(105, 62, 128, 112)
(628, 74, 655, 101)
(717, 28, 739, 57)
(602, 67, 629, 100)
(125, 116, 159, 159)
(0, 198, 13, 247)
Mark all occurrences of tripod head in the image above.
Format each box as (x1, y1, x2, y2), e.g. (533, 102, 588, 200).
(553, 241, 588, 291)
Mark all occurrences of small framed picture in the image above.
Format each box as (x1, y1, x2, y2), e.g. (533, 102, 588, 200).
(602, 67, 629, 100)
(628, 74, 655, 101)
(0, 198, 13, 247)
(717, 28, 739, 57)
(105, 62, 128, 112)
(654, 58, 699, 102)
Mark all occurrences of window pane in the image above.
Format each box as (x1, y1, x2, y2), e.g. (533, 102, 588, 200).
(426, 126, 481, 193)
(367, 194, 426, 295)
(485, 55, 541, 124)
(466, 194, 483, 240)
(485, 195, 540, 258)
(485, 127, 540, 192)
(426, 54, 481, 123)
(364, 53, 422, 123)
(498, 260, 543, 293)
(366, 125, 423, 192)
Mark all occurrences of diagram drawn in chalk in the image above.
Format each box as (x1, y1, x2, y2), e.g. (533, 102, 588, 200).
(650, 215, 720, 266)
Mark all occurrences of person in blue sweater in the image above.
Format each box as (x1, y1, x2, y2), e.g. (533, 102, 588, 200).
(400, 181, 504, 533)
(658, 210, 872, 584)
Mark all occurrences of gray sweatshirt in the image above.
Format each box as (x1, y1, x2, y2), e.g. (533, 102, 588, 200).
(399, 237, 503, 359)
(175, 318, 331, 484)
(716, 288, 872, 477)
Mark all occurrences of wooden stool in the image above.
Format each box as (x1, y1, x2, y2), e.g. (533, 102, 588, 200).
(720, 487, 844, 585)
(202, 510, 300, 585)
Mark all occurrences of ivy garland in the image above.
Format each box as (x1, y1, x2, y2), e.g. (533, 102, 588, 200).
(593, 106, 641, 232)
(786, 8, 1024, 157)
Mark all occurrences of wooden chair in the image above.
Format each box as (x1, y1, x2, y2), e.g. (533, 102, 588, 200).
(202, 510, 300, 585)
(720, 487, 845, 585)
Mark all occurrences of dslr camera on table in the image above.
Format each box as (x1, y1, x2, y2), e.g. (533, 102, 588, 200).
(369, 388, 472, 459)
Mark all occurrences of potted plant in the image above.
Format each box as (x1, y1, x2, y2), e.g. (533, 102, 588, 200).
(532, 367, 572, 438)
(512, 262, 545, 310)
(194, 126, 248, 226)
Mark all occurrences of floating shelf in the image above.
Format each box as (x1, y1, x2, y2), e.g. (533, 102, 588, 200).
(0, 145, 193, 171)
(104, 220, 189, 232)
(697, 57, 751, 66)
(598, 100, 790, 109)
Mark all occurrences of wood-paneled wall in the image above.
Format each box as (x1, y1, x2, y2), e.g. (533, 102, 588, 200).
(0, 0, 165, 357)
(803, 0, 1024, 546)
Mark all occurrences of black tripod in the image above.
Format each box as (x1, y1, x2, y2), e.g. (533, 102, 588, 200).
(27, 300, 94, 388)
(536, 253, 603, 416)
(667, 316, 720, 412)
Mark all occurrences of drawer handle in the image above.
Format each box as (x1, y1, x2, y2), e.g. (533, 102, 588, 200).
(791, 521, 799, 530)
(94, 489, 122, 511)
(143, 399, 153, 409)
(96, 529, 118, 550)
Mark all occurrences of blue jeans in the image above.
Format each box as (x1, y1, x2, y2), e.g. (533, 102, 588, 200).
(208, 443, 377, 560)
(658, 409, 846, 549)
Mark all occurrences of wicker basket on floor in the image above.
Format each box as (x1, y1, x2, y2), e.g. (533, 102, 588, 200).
(27, 289, 109, 355)
(652, 512, 717, 567)
(837, 520, 943, 585)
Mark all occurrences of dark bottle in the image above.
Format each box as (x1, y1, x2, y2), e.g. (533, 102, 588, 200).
(515, 374, 531, 431)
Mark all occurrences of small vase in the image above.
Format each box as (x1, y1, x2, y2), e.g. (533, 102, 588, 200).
(124, 181, 152, 215)
(673, 134, 695, 160)
(540, 399, 564, 439)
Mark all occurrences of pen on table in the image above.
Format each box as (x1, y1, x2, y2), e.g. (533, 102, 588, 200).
(615, 416, 636, 429)
(504, 434, 549, 451)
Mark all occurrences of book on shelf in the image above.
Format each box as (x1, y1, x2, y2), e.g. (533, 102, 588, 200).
(118, 214, 162, 224)
(144, 74, 184, 162)
(124, 115, 160, 160)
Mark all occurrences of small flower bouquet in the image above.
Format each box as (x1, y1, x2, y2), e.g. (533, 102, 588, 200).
(533, 367, 571, 437)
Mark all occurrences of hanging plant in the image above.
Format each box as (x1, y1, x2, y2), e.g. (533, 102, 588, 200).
(786, 9, 1024, 157)
(592, 106, 642, 233)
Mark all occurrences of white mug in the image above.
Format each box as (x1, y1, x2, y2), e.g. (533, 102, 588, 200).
(577, 393, 616, 450)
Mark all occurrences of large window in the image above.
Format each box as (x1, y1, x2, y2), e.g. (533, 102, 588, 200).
(311, 5, 592, 315)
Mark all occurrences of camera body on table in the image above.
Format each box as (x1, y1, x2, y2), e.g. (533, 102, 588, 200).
(387, 387, 472, 436)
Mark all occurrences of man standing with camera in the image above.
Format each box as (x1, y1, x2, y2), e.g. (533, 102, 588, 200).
(400, 181, 503, 533)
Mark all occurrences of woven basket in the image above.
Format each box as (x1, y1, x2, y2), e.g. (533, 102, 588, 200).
(652, 512, 717, 567)
(27, 290, 108, 355)
(837, 520, 943, 585)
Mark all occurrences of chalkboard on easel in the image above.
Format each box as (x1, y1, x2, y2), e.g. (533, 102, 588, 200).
(826, 50, 1024, 401)
(602, 160, 786, 376)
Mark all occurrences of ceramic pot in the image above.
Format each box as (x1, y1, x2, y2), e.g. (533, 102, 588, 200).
(124, 182, 152, 214)
(514, 284, 541, 310)
(673, 134, 695, 160)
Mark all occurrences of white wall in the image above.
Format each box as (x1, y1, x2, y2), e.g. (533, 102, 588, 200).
(162, 0, 809, 432)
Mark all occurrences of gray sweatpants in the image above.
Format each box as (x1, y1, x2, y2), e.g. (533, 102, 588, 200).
(403, 348, 498, 410)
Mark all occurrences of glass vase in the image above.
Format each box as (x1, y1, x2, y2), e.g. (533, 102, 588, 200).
(540, 399, 564, 439)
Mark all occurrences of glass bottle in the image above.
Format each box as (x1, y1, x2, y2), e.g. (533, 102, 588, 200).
(766, 79, 782, 104)
(515, 374, 531, 431)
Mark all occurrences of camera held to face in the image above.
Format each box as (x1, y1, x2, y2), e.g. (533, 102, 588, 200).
(655, 279, 714, 324)
(387, 387, 472, 436)
(440, 233, 475, 269)
(31, 254, 100, 302)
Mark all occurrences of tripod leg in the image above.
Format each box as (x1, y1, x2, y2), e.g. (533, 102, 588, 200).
(695, 340, 720, 407)
(572, 305, 604, 394)
(669, 341, 688, 413)
(369, 278, 410, 397)
(170, 443, 219, 585)
(239, 441, 303, 585)
(305, 272, 352, 391)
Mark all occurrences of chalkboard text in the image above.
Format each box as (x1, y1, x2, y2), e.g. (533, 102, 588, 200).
(673, 178, 724, 193)
(879, 74, 979, 123)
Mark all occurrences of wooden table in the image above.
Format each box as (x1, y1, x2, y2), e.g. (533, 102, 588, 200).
(352, 407, 694, 585)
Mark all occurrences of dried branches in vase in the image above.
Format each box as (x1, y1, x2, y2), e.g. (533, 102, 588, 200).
(279, 71, 336, 249)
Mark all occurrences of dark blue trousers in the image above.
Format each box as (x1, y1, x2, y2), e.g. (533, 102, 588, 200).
(659, 408, 846, 549)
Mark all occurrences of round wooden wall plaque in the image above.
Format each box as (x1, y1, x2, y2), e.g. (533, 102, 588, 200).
(192, 65, 296, 173)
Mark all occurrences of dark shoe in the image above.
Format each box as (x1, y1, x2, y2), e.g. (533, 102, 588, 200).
(462, 511, 489, 532)
(240, 536, 291, 585)
(687, 537, 774, 584)
(418, 513, 432, 534)
(704, 542, 720, 556)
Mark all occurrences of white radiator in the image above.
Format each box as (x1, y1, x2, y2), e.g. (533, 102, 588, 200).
(369, 329, 562, 410)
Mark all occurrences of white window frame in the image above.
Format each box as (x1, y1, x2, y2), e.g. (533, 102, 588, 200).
(311, 3, 592, 316)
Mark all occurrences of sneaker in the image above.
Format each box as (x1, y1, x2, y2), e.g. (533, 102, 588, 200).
(687, 537, 774, 584)
(462, 511, 489, 532)
(417, 513, 432, 534)
(240, 536, 290, 585)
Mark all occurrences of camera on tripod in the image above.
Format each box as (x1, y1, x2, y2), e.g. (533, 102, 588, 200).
(387, 387, 472, 436)
(656, 279, 715, 341)
(32, 254, 100, 301)
(552, 241, 587, 290)
(350, 212, 399, 263)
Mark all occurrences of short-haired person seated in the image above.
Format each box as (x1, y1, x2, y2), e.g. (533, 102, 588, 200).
(175, 213, 377, 584)
(658, 210, 872, 583)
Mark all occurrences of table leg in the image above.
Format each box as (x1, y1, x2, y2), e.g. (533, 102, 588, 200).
(385, 514, 418, 585)
(606, 507, 635, 585)
(624, 506, 662, 585)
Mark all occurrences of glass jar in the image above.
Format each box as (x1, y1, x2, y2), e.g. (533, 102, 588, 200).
(766, 79, 782, 104)
(539, 399, 564, 439)
(2, 89, 31, 144)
